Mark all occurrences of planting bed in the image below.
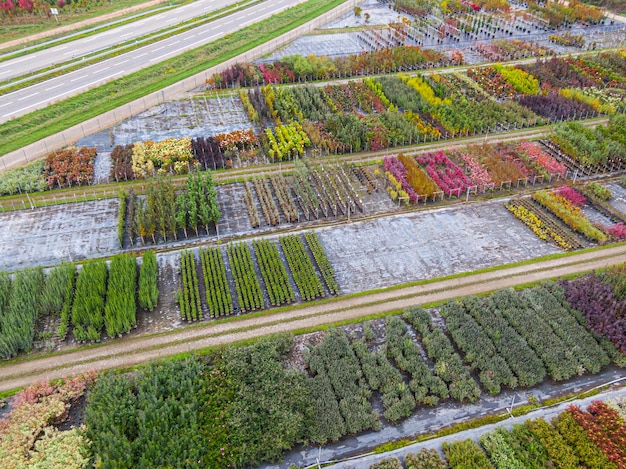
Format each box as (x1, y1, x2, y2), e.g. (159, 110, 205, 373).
(4, 270, 625, 469)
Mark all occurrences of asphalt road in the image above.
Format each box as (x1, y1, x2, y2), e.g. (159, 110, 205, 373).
(0, 0, 243, 81)
(0, 0, 304, 123)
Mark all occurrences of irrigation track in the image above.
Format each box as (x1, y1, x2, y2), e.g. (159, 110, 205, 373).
(1, 243, 625, 392)
(0, 117, 609, 209)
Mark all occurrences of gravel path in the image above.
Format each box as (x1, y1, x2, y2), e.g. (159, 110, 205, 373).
(1, 243, 625, 392)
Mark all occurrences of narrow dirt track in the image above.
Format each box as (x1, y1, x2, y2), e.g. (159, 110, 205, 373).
(1, 244, 625, 391)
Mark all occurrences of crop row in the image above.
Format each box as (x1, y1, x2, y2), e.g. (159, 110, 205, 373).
(253, 239, 295, 306)
(104, 254, 137, 338)
(212, 46, 451, 88)
(383, 139, 569, 204)
(442, 283, 616, 390)
(532, 189, 608, 243)
(279, 235, 324, 301)
(176, 232, 337, 317)
(178, 250, 203, 321)
(253, 177, 280, 226)
(304, 231, 339, 295)
(126, 171, 220, 247)
(505, 198, 583, 251)
(241, 163, 364, 228)
(227, 242, 265, 312)
(242, 180, 261, 228)
(0, 252, 160, 353)
(199, 247, 233, 317)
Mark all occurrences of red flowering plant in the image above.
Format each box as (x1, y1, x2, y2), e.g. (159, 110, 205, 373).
(416, 150, 473, 194)
(554, 185, 587, 207)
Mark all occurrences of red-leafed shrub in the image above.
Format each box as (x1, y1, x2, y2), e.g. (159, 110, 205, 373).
(43, 146, 97, 189)
(567, 402, 626, 467)
(561, 274, 626, 353)
(608, 223, 626, 240)
(554, 185, 587, 207)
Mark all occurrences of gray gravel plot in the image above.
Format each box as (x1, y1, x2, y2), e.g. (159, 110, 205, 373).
(582, 204, 614, 227)
(319, 0, 413, 29)
(216, 183, 258, 238)
(264, 33, 369, 62)
(606, 182, 626, 215)
(110, 97, 253, 145)
(317, 199, 561, 295)
(93, 151, 112, 184)
(0, 199, 119, 271)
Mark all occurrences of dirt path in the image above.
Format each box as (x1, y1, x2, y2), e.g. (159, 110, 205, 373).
(1, 0, 167, 51)
(1, 244, 625, 391)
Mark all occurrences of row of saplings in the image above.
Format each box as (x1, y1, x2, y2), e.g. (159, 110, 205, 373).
(0, 251, 160, 359)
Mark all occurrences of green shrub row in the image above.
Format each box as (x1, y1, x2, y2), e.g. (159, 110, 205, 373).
(178, 250, 202, 321)
(199, 247, 233, 317)
(71, 261, 107, 342)
(104, 254, 137, 338)
(280, 234, 324, 300)
(253, 239, 295, 306)
(227, 242, 264, 312)
(304, 231, 339, 295)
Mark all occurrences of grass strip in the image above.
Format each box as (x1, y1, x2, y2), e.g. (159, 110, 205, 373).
(0, 0, 347, 157)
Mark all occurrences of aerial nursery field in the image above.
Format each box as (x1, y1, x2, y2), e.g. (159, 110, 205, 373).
(369, 398, 626, 469)
(2, 0, 626, 467)
(268, 0, 625, 64)
(75, 51, 626, 179)
(1, 266, 624, 468)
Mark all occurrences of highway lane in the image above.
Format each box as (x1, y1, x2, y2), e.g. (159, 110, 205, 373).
(0, 0, 305, 123)
(0, 0, 247, 81)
